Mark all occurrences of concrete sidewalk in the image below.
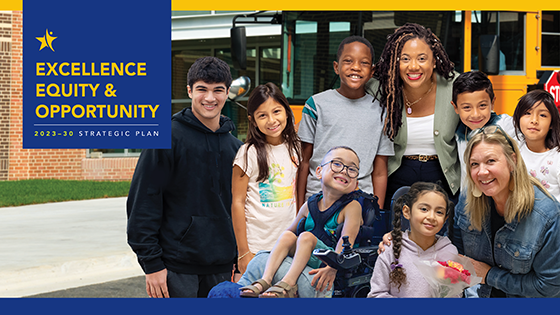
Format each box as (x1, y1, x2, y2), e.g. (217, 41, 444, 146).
(0, 197, 143, 297)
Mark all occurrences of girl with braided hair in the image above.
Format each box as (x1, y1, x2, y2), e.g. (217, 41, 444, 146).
(367, 182, 458, 297)
(366, 23, 461, 210)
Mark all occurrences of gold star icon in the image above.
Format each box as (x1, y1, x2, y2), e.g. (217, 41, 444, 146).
(36, 29, 57, 52)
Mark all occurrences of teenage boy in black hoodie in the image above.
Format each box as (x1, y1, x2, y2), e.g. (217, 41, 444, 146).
(127, 56, 243, 298)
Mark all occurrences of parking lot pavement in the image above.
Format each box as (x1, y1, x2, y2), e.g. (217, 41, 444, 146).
(26, 276, 148, 298)
(0, 197, 143, 297)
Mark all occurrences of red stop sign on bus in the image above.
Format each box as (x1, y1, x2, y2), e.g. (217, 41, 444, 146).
(544, 71, 560, 109)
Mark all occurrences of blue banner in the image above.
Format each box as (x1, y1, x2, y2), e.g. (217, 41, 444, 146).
(23, 0, 171, 149)
(1, 297, 556, 314)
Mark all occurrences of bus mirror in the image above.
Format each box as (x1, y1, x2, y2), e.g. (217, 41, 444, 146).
(231, 26, 247, 70)
(229, 76, 251, 101)
(479, 35, 500, 75)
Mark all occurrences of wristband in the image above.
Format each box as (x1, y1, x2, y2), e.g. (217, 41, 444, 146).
(238, 251, 251, 261)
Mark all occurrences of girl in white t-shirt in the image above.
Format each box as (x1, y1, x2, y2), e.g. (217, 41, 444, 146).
(513, 89, 560, 199)
(232, 83, 302, 276)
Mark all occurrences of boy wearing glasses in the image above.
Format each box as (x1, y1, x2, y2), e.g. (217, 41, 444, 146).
(451, 71, 516, 189)
(297, 36, 394, 209)
(127, 57, 243, 298)
(239, 146, 364, 298)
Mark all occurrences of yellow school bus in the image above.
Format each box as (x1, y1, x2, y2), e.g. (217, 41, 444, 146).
(231, 11, 560, 121)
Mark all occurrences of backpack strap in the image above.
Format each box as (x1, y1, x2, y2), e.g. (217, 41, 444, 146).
(304, 192, 356, 248)
(335, 190, 386, 247)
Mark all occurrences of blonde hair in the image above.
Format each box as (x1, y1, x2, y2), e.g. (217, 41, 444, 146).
(463, 130, 550, 230)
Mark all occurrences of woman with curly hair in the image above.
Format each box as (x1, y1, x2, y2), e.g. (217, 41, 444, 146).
(366, 23, 460, 210)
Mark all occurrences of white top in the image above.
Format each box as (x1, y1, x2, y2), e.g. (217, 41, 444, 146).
(519, 142, 560, 200)
(403, 114, 437, 156)
(233, 142, 298, 254)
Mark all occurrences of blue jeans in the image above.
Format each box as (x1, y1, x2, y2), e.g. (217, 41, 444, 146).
(238, 251, 333, 298)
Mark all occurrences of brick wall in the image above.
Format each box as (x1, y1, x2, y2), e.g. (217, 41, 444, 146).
(82, 157, 138, 181)
(7, 11, 23, 180)
(0, 12, 12, 180)
(3, 11, 138, 182)
(22, 149, 85, 180)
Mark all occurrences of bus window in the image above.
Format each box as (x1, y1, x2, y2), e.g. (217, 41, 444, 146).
(260, 47, 281, 88)
(389, 11, 464, 73)
(282, 11, 371, 103)
(542, 11, 560, 67)
(470, 11, 525, 74)
(281, 11, 464, 104)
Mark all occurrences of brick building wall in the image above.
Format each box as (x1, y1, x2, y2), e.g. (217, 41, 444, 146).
(82, 158, 138, 181)
(2, 11, 138, 182)
(0, 12, 12, 180)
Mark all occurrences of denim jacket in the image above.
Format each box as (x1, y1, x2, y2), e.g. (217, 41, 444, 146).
(453, 186, 560, 297)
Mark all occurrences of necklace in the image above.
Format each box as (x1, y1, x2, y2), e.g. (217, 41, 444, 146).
(403, 80, 434, 115)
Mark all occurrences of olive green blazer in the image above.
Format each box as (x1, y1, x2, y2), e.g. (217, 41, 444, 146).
(366, 74, 460, 194)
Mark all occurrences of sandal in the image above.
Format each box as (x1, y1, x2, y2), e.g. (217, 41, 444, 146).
(239, 279, 271, 298)
(259, 281, 298, 298)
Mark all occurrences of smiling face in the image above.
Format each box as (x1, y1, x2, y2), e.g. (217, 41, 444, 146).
(333, 41, 374, 99)
(453, 90, 495, 131)
(251, 97, 288, 145)
(469, 141, 514, 203)
(519, 101, 552, 151)
(399, 38, 436, 90)
(187, 80, 229, 130)
(316, 148, 360, 195)
(403, 191, 447, 246)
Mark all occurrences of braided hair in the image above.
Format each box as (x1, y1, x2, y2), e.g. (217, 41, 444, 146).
(373, 23, 455, 140)
(389, 182, 453, 291)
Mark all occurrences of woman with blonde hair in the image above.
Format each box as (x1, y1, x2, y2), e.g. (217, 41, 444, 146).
(453, 125, 560, 297)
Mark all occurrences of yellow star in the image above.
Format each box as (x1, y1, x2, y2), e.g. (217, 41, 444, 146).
(36, 29, 57, 52)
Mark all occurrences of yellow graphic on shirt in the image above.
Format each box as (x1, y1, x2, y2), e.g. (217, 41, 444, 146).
(259, 163, 294, 203)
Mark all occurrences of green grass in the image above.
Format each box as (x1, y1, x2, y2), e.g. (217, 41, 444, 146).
(0, 179, 131, 207)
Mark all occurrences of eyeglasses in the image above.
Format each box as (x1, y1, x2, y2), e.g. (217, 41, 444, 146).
(320, 160, 360, 178)
(467, 125, 514, 150)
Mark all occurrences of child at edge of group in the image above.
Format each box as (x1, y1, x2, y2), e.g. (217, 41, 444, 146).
(368, 182, 459, 298)
(239, 146, 364, 298)
(452, 70, 517, 189)
(232, 83, 302, 276)
(513, 89, 560, 200)
(296, 35, 394, 210)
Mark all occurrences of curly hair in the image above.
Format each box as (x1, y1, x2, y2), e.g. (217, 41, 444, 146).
(389, 181, 452, 291)
(373, 23, 455, 140)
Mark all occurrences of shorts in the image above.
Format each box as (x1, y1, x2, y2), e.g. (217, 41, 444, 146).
(307, 238, 333, 269)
